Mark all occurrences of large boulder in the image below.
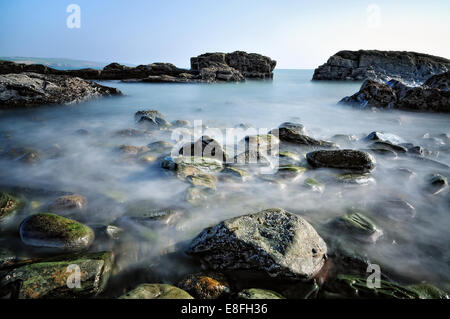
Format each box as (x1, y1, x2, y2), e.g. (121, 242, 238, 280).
(186, 208, 328, 280)
(0, 72, 121, 108)
(306, 150, 376, 172)
(339, 80, 397, 109)
(313, 50, 450, 85)
(0, 251, 113, 299)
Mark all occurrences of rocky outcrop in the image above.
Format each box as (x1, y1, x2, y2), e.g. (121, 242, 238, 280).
(313, 50, 450, 85)
(0, 51, 276, 84)
(340, 72, 450, 113)
(0, 72, 121, 108)
(186, 208, 327, 280)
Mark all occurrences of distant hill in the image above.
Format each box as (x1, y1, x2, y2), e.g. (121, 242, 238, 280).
(0, 57, 135, 70)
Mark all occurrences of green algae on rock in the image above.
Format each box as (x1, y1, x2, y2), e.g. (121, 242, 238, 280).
(221, 167, 250, 182)
(0, 251, 113, 299)
(237, 288, 285, 299)
(303, 178, 325, 193)
(186, 173, 218, 191)
(0, 191, 22, 226)
(19, 213, 95, 251)
(330, 210, 383, 243)
(186, 208, 327, 280)
(120, 283, 193, 299)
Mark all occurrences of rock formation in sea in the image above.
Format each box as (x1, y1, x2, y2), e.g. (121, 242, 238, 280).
(312, 50, 450, 86)
(0, 72, 121, 108)
(0, 51, 276, 84)
(340, 71, 450, 113)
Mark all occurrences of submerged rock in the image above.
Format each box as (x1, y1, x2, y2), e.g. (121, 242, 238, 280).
(162, 156, 223, 176)
(330, 210, 383, 243)
(407, 283, 449, 299)
(364, 131, 405, 145)
(0, 247, 16, 269)
(120, 284, 193, 299)
(231, 150, 272, 167)
(0, 251, 113, 299)
(237, 288, 285, 299)
(278, 151, 301, 165)
(0, 72, 121, 108)
(135, 110, 171, 129)
(186, 174, 218, 191)
(278, 122, 307, 135)
(322, 274, 440, 299)
(48, 195, 87, 215)
(179, 136, 227, 161)
(306, 150, 376, 172)
(369, 141, 408, 154)
(220, 167, 250, 182)
(177, 272, 231, 299)
(333, 173, 376, 186)
(185, 187, 213, 206)
(186, 208, 328, 280)
(303, 178, 324, 193)
(19, 213, 94, 251)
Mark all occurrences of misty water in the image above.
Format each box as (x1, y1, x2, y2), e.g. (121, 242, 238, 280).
(1, 70, 449, 292)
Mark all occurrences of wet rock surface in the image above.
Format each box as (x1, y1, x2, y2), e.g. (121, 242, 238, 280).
(313, 50, 450, 85)
(177, 272, 231, 299)
(0, 72, 121, 108)
(186, 208, 328, 280)
(306, 150, 376, 172)
(120, 283, 193, 299)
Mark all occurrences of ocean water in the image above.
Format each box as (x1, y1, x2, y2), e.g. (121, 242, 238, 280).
(0, 70, 449, 292)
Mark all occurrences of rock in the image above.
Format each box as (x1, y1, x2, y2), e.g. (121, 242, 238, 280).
(369, 141, 408, 154)
(19, 213, 94, 251)
(119, 203, 182, 228)
(423, 71, 450, 90)
(313, 50, 450, 85)
(329, 210, 383, 243)
(185, 187, 213, 206)
(120, 284, 193, 299)
(340, 73, 450, 113)
(272, 127, 337, 148)
(364, 131, 405, 145)
(0, 146, 41, 164)
(427, 174, 448, 194)
(0, 191, 22, 226)
(191, 51, 276, 80)
(278, 122, 307, 135)
(179, 136, 227, 161)
(407, 283, 449, 299)
(220, 167, 250, 182)
(322, 274, 432, 299)
(177, 272, 231, 299)
(171, 119, 191, 128)
(303, 178, 325, 193)
(333, 173, 376, 186)
(135, 110, 171, 129)
(237, 288, 285, 299)
(147, 140, 174, 154)
(231, 150, 272, 167)
(340, 80, 397, 109)
(0, 247, 16, 269)
(276, 165, 307, 179)
(0, 251, 112, 299)
(245, 134, 280, 153)
(0, 72, 121, 108)
(329, 134, 358, 147)
(113, 128, 146, 137)
(278, 151, 301, 165)
(48, 195, 87, 215)
(162, 156, 223, 174)
(186, 208, 328, 280)
(306, 150, 376, 172)
(186, 174, 218, 191)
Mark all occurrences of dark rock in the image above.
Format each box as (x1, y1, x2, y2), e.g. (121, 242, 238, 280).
(271, 127, 337, 148)
(0, 72, 121, 108)
(340, 80, 397, 109)
(278, 122, 307, 135)
(369, 141, 408, 153)
(0, 251, 113, 299)
(313, 50, 450, 85)
(427, 174, 448, 194)
(423, 71, 450, 90)
(186, 208, 328, 280)
(0, 191, 22, 227)
(48, 195, 88, 215)
(19, 213, 94, 251)
(177, 272, 231, 299)
(329, 210, 383, 243)
(135, 110, 171, 129)
(179, 136, 227, 162)
(364, 132, 405, 144)
(306, 150, 376, 172)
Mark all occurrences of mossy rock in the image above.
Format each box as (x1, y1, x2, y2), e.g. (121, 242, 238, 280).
(177, 272, 231, 299)
(221, 167, 250, 182)
(331, 209, 382, 243)
(19, 213, 95, 251)
(278, 151, 300, 165)
(304, 178, 324, 193)
(237, 288, 285, 299)
(186, 174, 217, 191)
(333, 173, 376, 186)
(323, 274, 424, 299)
(0, 251, 113, 299)
(407, 283, 449, 299)
(277, 165, 307, 179)
(0, 191, 22, 224)
(162, 156, 223, 173)
(120, 283, 193, 299)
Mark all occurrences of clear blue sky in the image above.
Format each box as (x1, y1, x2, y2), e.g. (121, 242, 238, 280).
(0, 0, 449, 68)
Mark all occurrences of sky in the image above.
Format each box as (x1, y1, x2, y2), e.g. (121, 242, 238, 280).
(0, 0, 449, 69)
